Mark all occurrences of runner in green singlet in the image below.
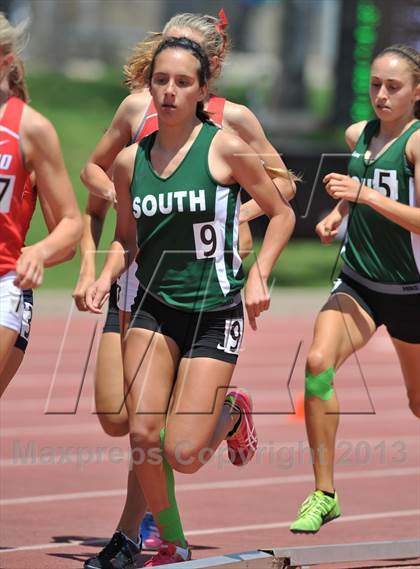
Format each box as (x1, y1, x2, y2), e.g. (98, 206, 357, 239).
(78, 13, 298, 568)
(290, 44, 420, 534)
(86, 37, 294, 565)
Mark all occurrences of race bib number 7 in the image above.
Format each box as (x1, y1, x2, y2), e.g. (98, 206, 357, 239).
(0, 175, 16, 213)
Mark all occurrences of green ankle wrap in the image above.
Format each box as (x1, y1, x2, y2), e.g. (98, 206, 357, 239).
(305, 367, 335, 401)
(155, 428, 187, 547)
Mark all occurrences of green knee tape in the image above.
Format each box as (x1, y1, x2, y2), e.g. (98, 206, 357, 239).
(159, 427, 165, 448)
(305, 367, 335, 401)
(156, 428, 187, 547)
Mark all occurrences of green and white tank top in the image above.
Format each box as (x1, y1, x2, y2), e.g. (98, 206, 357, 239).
(131, 121, 244, 311)
(342, 119, 420, 283)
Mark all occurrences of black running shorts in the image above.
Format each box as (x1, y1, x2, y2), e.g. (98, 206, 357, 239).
(331, 271, 420, 344)
(102, 281, 120, 334)
(130, 288, 244, 364)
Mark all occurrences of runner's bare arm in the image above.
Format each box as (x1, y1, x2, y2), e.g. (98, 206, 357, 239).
(214, 132, 295, 329)
(72, 194, 112, 310)
(224, 102, 296, 223)
(81, 93, 149, 201)
(99, 147, 138, 284)
(37, 189, 77, 266)
(319, 121, 367, 224)
(85, 147, 137, 313)
(15, 109, 82, 287)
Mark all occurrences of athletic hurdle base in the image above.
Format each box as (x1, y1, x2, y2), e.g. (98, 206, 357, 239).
(155, 540, 420, 568)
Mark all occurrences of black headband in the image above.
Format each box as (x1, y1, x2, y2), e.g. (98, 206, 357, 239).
(382, 47, 420, 69)
(150, 36, 210, 84)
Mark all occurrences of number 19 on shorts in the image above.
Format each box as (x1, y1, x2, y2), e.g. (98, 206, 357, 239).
(217, 318, 244, 355)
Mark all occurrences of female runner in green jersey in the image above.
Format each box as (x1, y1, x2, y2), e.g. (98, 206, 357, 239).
(290, 44, 420, 535)
(86, 37, 294, 565)
(78, 13, 297, 568)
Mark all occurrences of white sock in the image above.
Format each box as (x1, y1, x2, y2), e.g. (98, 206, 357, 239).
(120, 531, 140, 548)
(175, 545, 190, 560)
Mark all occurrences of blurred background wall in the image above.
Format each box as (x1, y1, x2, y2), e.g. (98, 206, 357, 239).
(2, 0, 419, 220)
(4, 0, 418, 125)
(0, 0, 419, 286)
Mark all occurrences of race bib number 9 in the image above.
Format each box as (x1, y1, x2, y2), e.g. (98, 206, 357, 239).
(193, 221, 223, 259)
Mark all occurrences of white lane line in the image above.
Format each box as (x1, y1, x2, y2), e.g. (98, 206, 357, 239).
(1, 509, 418, 554)
(0, 539, 98, 554)
(0, 408, 414, 438)
(1, 422, 101, 437)
(1, 405, 413, 438)
(0, 375, 404, 408)
(1, 467, 418, 506)
(186, 509, 420, 536)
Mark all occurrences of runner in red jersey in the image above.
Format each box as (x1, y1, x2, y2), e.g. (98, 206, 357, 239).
(0, 14, 82, 392)
(0, 77, 34, 389)
(77, 13, 297, 569)
(0, 53, 37, 390)
(0, 96, 30, 274)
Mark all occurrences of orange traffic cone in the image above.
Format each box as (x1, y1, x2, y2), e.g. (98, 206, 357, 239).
(289, 391, 305, 422)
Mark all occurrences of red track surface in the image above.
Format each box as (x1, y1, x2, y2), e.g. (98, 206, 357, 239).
(1, 301, 419, 568)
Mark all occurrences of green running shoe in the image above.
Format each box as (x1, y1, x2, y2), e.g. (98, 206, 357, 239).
(290, 490, 341, 533)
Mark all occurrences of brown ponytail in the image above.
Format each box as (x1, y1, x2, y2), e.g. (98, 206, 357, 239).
(0, 13, 30, 102)
(8, 57, 29, 102)
(123, 32, 163, 92)
(196, 100, 210, 122)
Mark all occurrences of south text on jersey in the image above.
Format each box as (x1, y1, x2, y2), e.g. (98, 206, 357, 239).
(132, 189, 207, 218)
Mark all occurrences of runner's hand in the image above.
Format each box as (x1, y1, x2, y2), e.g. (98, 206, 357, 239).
(324, 172, 371, 204)
(85, 277, 111, 314)
(14, 245, 45, 289)
(244, 269, 270, 331)
(73, 273, 96, 311)
(316, 211, 343, 245)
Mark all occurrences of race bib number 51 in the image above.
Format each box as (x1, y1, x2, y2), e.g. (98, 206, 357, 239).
(373, 169, 398, 201)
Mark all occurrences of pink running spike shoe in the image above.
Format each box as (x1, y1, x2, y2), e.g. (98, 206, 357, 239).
(225, 390, 258, 466)
(144, 543, 191, 566)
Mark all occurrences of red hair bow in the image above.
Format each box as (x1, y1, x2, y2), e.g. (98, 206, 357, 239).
(216, 8, 228, 32)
